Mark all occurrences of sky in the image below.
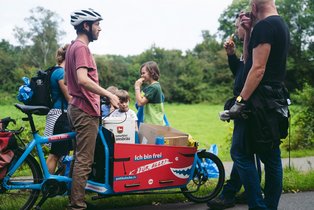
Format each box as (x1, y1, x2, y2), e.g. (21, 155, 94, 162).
(1, 0, 233, 56)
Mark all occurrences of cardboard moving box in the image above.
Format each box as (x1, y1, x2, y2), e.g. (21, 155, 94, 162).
(103, 117, 135, 144)
(139, 123, 189, 146)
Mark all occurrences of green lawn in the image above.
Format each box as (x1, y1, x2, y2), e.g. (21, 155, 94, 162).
(164, 103, 232, 160)
(1, 103, 314, 210)
(1, 103, 314, 161)
(1, 103, 232, 159)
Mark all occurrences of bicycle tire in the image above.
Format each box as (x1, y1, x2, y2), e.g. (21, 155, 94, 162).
(181, 151, 225, 203)
(0, 148, 43, 210)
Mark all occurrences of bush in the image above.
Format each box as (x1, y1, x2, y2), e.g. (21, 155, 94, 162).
(284, 84, 314, 150)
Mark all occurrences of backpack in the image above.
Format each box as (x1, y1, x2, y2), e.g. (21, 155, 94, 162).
(0, 132, 18, 179)
(18, 66, 59, 108)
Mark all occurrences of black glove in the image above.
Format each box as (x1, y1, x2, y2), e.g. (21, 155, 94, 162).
(229, 101, 247, 119)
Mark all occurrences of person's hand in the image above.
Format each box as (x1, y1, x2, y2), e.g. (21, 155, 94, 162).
(229, 101, 247, 119)
(109, 94, 120, 109)
(224, 41, 235, 55)
(135, 78, 145, 89)
(239, 12, 253, 32)
(224, 34, 235, 55)
(219, 110, 230, 122)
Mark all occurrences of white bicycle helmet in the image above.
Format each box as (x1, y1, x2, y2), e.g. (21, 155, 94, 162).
(70, 8, 103, 26)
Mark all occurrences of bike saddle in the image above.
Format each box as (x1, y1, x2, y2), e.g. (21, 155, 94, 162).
(15, 103, 50, 116)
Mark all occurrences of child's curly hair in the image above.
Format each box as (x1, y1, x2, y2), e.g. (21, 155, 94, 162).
(55, 44, 69, 65)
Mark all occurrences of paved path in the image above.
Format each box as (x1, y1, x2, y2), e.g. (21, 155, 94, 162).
(106, 191, 314, 210)
(223, 156, 314, 176)
(100, 156, 314, 210)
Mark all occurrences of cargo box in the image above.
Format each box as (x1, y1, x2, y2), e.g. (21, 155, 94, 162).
(139, 123, 189, 146)
(113, 143, 197, 192)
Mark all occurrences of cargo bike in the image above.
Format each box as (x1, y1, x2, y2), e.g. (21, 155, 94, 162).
(0, 104, 225, 210)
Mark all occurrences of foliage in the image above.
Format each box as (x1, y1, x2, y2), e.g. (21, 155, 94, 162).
(282, 167, 314, 193)
(13, 6, 64, 68)
(1, 1, 312, 105)
(283, 84, 314, 150)
(217, 0, 249, 41)
(276, 0, 314, 90)
(0, 40, 19, 92)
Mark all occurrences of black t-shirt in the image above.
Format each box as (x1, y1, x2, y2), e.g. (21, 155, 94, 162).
(228, 54, 245, 96)
(244, 15, 290, 84)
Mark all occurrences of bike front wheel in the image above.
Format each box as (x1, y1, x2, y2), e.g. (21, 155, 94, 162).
(181, 150, 225, 203)
(0, 148, 43, 210)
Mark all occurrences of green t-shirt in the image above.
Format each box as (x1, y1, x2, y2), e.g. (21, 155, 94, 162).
(142, 82, 165, 125)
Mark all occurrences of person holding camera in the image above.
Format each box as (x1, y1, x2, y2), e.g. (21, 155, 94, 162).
(227, 0, 290, 209)
(208, 11, 251, 210)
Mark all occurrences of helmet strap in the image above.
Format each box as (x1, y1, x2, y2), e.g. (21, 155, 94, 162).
(86, 22, 94, 42)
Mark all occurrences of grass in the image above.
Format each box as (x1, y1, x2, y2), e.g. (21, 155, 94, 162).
(1, 103, 314, 209)
(164, 103, 232, 160)
(2, 103, 314, 161)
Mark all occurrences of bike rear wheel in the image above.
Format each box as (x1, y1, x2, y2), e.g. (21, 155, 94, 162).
(0, 148, 43, 210)
(181, 151, 225, 203)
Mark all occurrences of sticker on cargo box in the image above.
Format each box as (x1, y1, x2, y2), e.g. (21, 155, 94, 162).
(129, 158, 172, 175)
(134, 152, 162, 161)
(170, 165, 193, 179)
(114, 175, 137, 181)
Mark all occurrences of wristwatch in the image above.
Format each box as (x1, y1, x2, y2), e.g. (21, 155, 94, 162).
(236, 95, 246, 104)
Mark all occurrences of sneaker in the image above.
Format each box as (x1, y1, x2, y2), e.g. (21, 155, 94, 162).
(207, 196, 235, 209)
(235, 192, 247, 204)
(86, 201, 98, 210)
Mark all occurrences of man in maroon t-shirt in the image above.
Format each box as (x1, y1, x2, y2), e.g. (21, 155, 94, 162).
(65, 8, 119, 210)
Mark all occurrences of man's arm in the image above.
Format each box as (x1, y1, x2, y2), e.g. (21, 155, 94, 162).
(77, 67, 120, 107)
(240, 43, 271, 100)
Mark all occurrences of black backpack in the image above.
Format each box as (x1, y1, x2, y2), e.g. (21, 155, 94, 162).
(24, 66, 59, 108)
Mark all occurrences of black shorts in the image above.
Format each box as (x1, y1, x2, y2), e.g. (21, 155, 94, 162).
(51, 112, 73, 157)
(50, 140, 72, 157)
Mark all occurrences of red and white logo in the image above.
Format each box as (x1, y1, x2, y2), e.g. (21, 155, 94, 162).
(117, 126, 124, 134)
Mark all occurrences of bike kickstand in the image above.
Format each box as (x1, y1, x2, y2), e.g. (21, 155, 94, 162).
(34, 193, 50, 210)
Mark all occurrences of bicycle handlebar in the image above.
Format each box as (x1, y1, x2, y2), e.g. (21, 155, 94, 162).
(0, 117, 16, 130)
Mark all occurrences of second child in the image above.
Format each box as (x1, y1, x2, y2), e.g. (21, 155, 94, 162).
(110, 89, 138, 132)
(134, 61, 165, 126)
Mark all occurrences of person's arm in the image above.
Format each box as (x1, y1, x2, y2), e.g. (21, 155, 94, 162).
(135, 121, 139, 132)
(240, 13, 253, 64)
(240, 43, 271, 100)
(58, 79, 72, 102)
(64, 69, 67, 85)
(77, 67, 120, 108)
(224, 40, 240, 76)
(228, 54, 241, 76)
(242, 31, 251, 64)
(134, 78, 149, 106)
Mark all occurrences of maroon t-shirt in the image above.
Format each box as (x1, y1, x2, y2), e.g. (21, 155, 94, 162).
(65, 40, 100, 116)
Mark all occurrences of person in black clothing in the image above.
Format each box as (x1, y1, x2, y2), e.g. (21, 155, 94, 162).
(228, 0, 290, 209)
(208, 12, 250, 210)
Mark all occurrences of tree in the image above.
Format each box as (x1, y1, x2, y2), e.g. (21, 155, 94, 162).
(13, 6, 64, 68)
(276, 0, 314, 89)
(217, 0, 249, 41)
(0, 40, 19, 92)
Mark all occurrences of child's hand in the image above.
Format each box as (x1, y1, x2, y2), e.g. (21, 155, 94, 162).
(135, 78, 145, 88)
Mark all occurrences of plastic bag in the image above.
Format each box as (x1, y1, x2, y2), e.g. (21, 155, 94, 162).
(203, 144, 219, 178)
(17, 77, 33, 103)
